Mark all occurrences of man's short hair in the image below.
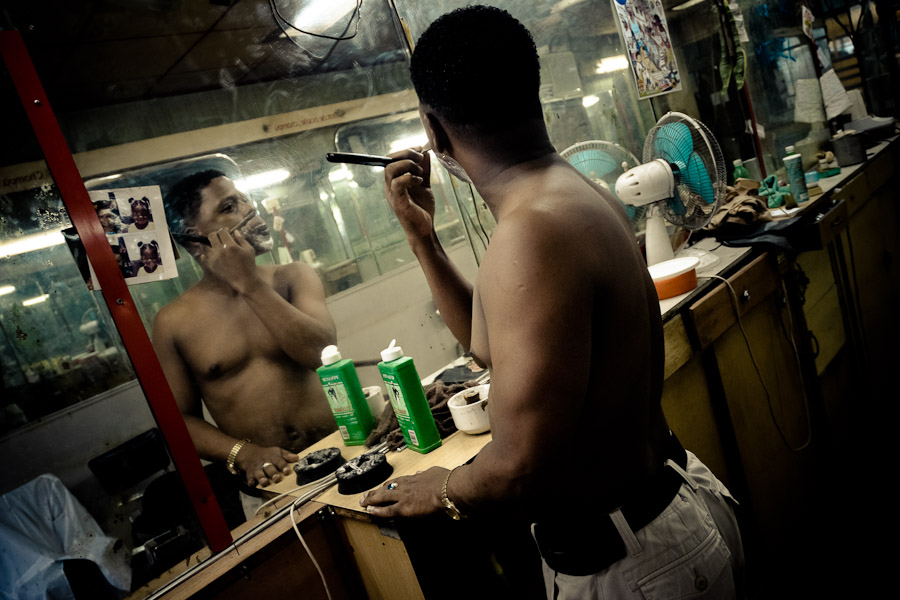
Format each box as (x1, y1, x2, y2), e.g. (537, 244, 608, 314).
(410, 6, 542, 134)
(166, 169, 226, 233)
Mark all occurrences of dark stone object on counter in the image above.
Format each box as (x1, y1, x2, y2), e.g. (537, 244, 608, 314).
(335, 452, 393, 495)
(293, 447, 346, 485)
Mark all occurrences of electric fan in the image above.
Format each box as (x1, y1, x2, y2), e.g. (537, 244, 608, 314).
(560, 140, 646, 234)
(615, 112, 726, 267)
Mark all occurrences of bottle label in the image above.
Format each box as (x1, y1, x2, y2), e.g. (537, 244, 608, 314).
(408, 429, 419, 446)
(323, 380, 352, 414)
(386, 382, 409, 417)
(339, 425, 349, 440)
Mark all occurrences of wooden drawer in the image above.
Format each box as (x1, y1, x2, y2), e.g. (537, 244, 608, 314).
(832, 171, 870, 217)
(688, 253, 779, 350)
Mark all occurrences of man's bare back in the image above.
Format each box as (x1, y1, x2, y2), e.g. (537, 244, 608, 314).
(468, 157, 669, 516)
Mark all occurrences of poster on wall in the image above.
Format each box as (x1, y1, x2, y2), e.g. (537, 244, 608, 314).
(85, 185, 178, 288)
(612, 0, 682, 99)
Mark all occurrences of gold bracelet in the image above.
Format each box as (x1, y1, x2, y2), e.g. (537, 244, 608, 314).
(226, 438, 251, 475)
(440, 466, 465, 520)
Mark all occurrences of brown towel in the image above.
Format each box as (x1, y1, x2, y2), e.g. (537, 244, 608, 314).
(703, 178, 771, 236)
(365, 380, 481, 450)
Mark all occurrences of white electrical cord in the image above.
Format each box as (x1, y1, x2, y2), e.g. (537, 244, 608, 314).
(286, 442, 390, 600)
(701, 275, 811, 451)
(291, 500, 334, 600)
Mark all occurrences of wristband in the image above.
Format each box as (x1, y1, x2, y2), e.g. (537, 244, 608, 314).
(226, 438, 251, 475)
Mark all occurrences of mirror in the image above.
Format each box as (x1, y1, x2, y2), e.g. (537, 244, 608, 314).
(2, 0, 742, 595)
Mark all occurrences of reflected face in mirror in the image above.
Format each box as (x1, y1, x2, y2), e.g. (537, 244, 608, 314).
(193, 177, 274, 254)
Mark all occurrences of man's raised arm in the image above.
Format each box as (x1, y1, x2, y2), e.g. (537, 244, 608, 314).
(384, 148, 476, 350)
(199, 231, 336, 370)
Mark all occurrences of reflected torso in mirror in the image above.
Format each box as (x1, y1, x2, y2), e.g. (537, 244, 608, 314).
(152, 171, 337, 490)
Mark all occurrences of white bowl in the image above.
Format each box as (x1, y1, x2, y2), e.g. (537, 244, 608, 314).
(363, 386, 386, 419)
(447, 384, 491, 434)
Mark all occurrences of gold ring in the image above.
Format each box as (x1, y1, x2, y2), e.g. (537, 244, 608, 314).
(261, 462, 273, 469)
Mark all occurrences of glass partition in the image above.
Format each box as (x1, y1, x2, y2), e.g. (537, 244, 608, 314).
(0, 56, 224, 594)
(3, 0, 772, 595)
(3, 1, 483, 595)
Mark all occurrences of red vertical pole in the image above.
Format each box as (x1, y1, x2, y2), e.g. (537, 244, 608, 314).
(0, 30, 233, 552)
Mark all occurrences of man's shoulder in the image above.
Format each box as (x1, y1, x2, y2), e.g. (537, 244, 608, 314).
(154, 285, 211, 330)
(268, 260, 320, 285)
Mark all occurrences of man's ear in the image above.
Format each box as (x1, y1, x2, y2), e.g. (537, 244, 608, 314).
(422, 111, 453, 156)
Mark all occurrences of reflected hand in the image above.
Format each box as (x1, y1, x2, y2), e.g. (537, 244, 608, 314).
(197, 228, 260, 293)
(384, 147, 435, 242)
(359, 466, 448, 518)
(236, 443, 298, 487)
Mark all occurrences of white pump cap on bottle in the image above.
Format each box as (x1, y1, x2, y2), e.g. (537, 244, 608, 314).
(380, 339, 404, 362)
(321, 344, 342, 366)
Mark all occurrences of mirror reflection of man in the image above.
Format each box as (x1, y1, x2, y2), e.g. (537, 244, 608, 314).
(152, 170, 337, 493)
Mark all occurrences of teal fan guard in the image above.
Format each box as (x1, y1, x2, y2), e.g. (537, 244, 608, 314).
(645, 114, 725, 230)
(559, 140, 647, 234)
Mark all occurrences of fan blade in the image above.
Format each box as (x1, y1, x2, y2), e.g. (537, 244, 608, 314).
(570, 150, 618, 179)
(653, 122, 694, 166)
(684, 152, 716, 203)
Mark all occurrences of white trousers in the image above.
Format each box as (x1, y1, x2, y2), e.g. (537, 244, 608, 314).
(539, 451, 744, 599)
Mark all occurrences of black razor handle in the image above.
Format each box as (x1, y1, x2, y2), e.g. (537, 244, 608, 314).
(326, 152, 400, 167)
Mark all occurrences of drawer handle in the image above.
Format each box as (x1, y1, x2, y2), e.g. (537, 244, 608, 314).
(741, 290, 751, 303)
(830, 216, 843, 229)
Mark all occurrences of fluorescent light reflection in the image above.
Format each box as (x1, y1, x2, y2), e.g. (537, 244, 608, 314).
(582, 95, 600, 108)
(389, 134, 429, 154)
(22, 294, 49, 307)
(672, 0, 706, 11)
(596, 55, 629, 74)
(0, 229, 65, 259)
(328, 165, 353, 182)
(234, 169, 290, 192)
(0, 285, 16, 296)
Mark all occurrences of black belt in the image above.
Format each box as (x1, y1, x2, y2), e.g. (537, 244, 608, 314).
(532, 433, 688, 576)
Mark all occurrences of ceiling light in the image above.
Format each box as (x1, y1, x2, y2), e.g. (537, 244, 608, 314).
(672, 0, 706, 11)
(293, 0, 357, 29)
(0, 229, 64, 259)
(582, 95, 600, 108)
(389, 134, 429, 154)
(596, 55, 629, 74)
(0, 285, 16, 296)
(234, 169, 290, 192)
(22, 294, 49, 307)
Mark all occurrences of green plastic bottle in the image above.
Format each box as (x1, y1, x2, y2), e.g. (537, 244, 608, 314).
(317, 345, 374, 446)
(732, 159, 750, 181)
(377, 339, 441, 453)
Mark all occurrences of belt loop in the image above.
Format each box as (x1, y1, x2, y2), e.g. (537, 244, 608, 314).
(609, 508, 643, 557)
(666, 458, 698, 490)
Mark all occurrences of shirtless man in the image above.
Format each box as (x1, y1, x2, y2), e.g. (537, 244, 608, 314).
(153, 170, 336, 489)
(361, 7, 742, 598)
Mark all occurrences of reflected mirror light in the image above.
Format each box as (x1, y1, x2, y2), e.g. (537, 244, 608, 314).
(672, 0, 707, 10)
(328, 165, 353, 182)
(22, 294, 49, 307)
(234, 169, 291, 192)
(596, 55, 628, 74)
(0, 229, 64, 259)
(389, 133, 429, 153)
(293, 0, 358, 28)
